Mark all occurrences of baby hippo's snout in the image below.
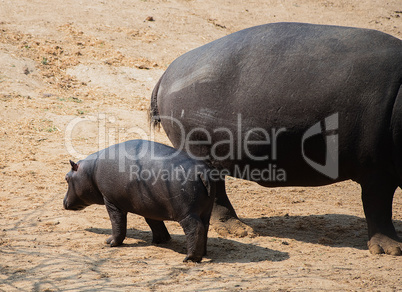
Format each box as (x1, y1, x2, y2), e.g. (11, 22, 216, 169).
(63, 194, 86, 211)
(63, 195, 68, 209)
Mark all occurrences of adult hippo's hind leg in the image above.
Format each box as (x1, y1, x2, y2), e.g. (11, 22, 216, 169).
(361, 171, 402, 255)
(211, 178, 256, 238)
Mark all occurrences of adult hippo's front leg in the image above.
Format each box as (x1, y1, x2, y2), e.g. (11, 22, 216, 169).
(361, 172, 402, 255)
(211, 178, 255, 237)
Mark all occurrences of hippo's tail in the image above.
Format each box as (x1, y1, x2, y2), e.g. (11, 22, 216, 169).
(148, 73, 164, 130)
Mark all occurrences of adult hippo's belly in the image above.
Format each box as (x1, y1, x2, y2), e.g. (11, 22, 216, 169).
(150, 22, 402, 255)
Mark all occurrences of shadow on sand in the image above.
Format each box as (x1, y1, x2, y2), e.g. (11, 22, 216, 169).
(87, 227, 289, 263)
(242, 213, 402, 251)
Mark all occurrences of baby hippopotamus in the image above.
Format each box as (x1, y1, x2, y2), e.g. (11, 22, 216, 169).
(63, 139, 215, 262)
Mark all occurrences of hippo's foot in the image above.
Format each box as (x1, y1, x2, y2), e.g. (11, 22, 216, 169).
(368, 233, 402, 255)
(183, 254, 202, 263)
(105, 236, 124, 247)
(211, 181, 256, 238)
(212, 218, 256, 238)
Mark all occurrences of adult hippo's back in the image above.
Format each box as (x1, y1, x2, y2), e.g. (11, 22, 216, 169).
(149, 22, 402, 255)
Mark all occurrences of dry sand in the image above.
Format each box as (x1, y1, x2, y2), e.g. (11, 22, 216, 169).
(0, 0, 401, 291)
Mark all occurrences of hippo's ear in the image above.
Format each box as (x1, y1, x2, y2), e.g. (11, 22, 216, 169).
(69, 160, 78, 171)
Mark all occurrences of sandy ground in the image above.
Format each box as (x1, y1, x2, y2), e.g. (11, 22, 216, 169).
(0, 0, 402, 291)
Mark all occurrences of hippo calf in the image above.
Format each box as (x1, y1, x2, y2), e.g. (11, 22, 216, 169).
(63, 139, 215, 262)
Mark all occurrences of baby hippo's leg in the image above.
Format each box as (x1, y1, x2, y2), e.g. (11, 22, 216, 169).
(145, 218, 171, 244)
(104, 198, 127, 247)
(179, 214, 206, 263)
(201, 214, 212, 257)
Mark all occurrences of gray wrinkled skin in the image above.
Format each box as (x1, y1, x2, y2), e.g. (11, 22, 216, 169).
(150, 22, 402, 255)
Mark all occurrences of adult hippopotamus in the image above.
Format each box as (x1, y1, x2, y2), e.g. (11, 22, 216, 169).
(63, 139, 215, 262)
(149, 22, 402, 255)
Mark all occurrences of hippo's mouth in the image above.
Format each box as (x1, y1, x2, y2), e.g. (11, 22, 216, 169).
(66, 205, 86, 211)
(63, 200, 86, 211)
